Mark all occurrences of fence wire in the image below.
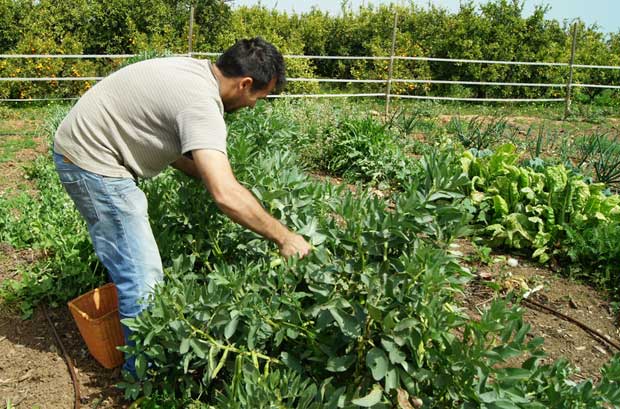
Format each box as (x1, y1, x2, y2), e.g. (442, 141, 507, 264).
(1, 52, 618, 103)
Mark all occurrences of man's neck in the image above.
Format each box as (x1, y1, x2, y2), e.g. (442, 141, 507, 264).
(211, 64, 236, 101)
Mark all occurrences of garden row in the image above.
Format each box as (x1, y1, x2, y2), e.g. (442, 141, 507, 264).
(0, 101, 619, 407)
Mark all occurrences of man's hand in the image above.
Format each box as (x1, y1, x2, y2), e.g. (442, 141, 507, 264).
(278, 232, 312, 259)
(192, 149, 313, 259)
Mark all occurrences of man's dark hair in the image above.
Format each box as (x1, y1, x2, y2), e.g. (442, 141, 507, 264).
(216, 37, 286, 93)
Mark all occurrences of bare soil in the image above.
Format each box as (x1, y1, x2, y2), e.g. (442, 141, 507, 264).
(0, 305, 127, 409)
(438, 114, 620, 133)
(0, 116, 619, 408)
(455, 240, 620, 382)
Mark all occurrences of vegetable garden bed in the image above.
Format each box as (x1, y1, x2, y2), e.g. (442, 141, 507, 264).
(1, 100, 619, 408)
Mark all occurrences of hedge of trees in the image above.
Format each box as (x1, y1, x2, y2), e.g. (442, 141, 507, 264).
(0, 0, 619, 101)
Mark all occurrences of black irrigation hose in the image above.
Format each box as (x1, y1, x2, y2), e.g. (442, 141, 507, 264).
(42, 305, 81, 409)
(522, 298, 620, 353)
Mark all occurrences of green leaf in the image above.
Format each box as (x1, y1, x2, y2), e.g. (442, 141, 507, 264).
(479, 391, 500, 403)
(366, 347, 389, 381)
(367, 303, 384, 321)
(169, 320, 183, 334)
(326, 354, 356, 372)
(135, 354, 147, 379)
(496, 367, 532, 384)
(352, 384, 383, 407)
(494, 346, 524, 361)
(190, 338, 208, 359)
(179, 338, 190, 354)
(280, 352, 303, 372)
(384, 366, 399, 392)
(532, 246, 549, 262)
(486, 400, 522, 409)
(329, 307, 362, 338)
(144, 330, 155, 346)
(183, 352, 191, 374)
(225, 316, 239, 339)
(493, 195, 509, 216)
(381, 339, 406, 364)
(544, 165, 568, 193)
(143, 380, 153, 397)
(394, 318, 419, 332)
(286, 327, 300, 339)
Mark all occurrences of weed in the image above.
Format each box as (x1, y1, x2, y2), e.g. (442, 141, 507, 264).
(321, 116, 417, 187)
(0, 137, 36, 163)
(387, 106, 437, 135)
(575, 133, 620, 190)
(447, 116, 517, 155)
(469, 241, 493, 265)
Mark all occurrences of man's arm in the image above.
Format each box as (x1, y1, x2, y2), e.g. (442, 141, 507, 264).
(190, 149, 311, 258)
(170, 155, 201, 179)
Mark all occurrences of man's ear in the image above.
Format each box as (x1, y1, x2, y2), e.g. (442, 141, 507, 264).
(239, 77, 253, 90)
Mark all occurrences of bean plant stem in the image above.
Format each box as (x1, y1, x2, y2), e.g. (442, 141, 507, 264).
(185, 319, 281, 363)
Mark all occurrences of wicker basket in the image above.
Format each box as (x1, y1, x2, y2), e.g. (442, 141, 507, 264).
(68, 283, 125, 369)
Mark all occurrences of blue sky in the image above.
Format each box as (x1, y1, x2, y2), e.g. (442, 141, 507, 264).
(231, 0, 619, 34)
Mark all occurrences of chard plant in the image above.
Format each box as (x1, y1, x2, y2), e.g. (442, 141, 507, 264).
(463, 143, 620, 293)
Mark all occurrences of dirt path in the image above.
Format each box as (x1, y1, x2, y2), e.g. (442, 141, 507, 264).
(455, 240, 620, 381)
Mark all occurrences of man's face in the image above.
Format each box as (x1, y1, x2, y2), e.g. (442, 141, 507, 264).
(224, 77, 277, 113)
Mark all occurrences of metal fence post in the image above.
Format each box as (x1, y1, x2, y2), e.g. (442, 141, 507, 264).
(564, 23, 578, 120)
(188, 4, 195, 56)
(385, 10, 398, 118)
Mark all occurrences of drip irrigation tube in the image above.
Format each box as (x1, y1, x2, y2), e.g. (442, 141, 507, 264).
(522, 298, 620, 353)
(43, 305, 81, 409)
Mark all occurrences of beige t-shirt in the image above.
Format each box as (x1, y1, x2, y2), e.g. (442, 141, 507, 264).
(54, 57, 226, 179)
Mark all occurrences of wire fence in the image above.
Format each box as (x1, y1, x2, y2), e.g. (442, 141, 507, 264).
(0, 47, 618, 105)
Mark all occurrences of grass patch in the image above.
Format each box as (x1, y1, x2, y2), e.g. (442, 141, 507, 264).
(0, 136, 37, 163)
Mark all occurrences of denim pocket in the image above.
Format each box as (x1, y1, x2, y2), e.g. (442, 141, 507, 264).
(104, 177, 136, 196)
(103, 177, 148, 216)
(61, 179, 100, 226)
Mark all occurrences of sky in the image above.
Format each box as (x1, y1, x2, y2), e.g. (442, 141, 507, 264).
(230, 0, 619, 34)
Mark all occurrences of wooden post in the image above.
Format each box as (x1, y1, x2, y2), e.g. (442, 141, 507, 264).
(564, 23, 578, 120)
(188, 4, 195, 56)
(385, 10, 398, 118)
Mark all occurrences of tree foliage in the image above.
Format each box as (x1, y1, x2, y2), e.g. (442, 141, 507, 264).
(0, 0, 618, 101)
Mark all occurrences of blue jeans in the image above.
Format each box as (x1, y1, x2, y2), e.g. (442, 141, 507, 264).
(53, 151, 163, 376)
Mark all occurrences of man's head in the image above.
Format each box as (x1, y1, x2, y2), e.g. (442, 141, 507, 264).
(215, 37, 286, 112)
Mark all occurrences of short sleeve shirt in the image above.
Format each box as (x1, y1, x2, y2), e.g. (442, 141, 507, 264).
(54, 57, 226, 179)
